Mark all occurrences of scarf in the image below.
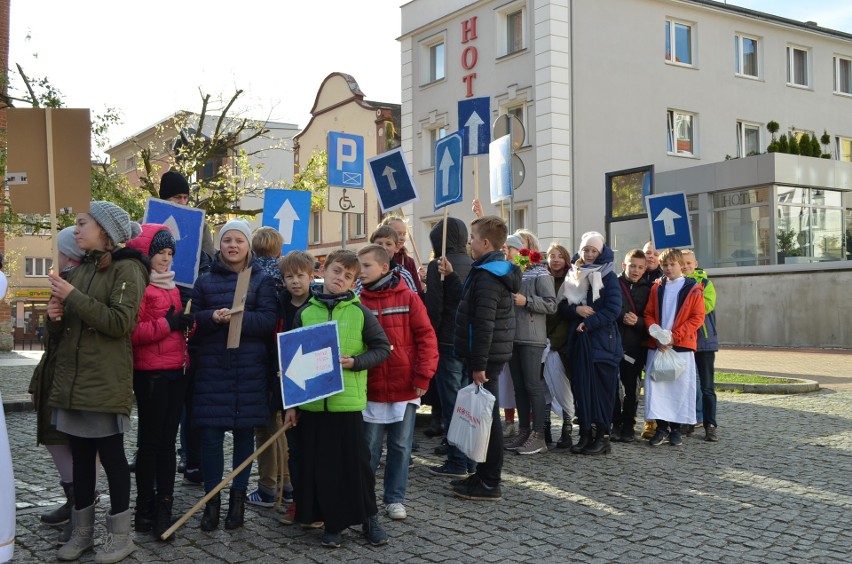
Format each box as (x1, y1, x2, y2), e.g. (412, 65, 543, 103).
(557, 260, 614, 305)
(150, 270, 176, 290)
(367, 272, 395, 292)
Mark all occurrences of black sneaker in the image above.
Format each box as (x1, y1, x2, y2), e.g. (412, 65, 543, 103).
(449, 474, 478, 488)
(704, 425, 718, 442)
(648, 429, 669, 447)
(452, 475, 502, 501)
(683, 424, 695, 437)
(428, 464, 468, 479)
(433, 438, 449, 456)
(321, 530, 342, 548)
(669, 429, 683, 446)
(183, 468, 203, 486)
(362, 515, 388, 546)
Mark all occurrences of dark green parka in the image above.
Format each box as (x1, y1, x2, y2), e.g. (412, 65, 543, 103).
(47, 248, 148, 416)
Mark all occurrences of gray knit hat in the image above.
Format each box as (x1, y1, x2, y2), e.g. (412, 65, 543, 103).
(88, 201, 142, 245)
(218, 218, 252, 248)
(57, 226, 85, 262)
(505, 234, 524, 250)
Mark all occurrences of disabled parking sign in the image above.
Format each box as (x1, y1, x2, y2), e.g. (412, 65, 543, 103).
(278, 321, 344, 409)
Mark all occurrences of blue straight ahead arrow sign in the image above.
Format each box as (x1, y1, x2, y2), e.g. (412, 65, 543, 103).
(278, 321, 344, 409)
(458, 97, 491, 156)
(143, 198, 205, 288)
(261, 189, 312, 254)
(367, 148, 420, 213)
(645, 192, 693, 250)
(434, 132, 464, 210)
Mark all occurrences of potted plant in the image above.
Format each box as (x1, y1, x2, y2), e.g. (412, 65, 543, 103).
(777, 228, 803, 264)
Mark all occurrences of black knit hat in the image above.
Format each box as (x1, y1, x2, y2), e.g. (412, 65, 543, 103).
(149, 228, 176, 257)
(159, 170, 190, 200)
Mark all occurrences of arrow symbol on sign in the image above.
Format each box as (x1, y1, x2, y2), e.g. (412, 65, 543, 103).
(382, 166, 398, 191)
(163, 216, 182, 241)
(465, 111, 484, 154)
(438, 148, 455, 197)
(274, 199, 300, 243)
(285, 345, 333, 390)
(654, 207, 682, 236)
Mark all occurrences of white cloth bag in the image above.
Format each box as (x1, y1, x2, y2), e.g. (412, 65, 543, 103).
(447, 383, 496, 463)
(0, 392, 15, 562)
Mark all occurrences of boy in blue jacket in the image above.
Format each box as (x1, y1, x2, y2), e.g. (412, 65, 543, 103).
(443, 216, 521, 501)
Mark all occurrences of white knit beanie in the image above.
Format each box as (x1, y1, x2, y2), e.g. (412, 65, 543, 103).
(218, 218, 253, 248)
(57, 226, 85, 262)
(578, 231, 605, 254)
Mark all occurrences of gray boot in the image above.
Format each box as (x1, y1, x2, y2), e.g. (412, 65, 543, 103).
(57, 503, 95, 561)
(94, 509, 136, 564)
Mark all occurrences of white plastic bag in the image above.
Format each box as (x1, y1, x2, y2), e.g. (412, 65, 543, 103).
(447, 383, 496, 463)
(649, 348, 688, 382)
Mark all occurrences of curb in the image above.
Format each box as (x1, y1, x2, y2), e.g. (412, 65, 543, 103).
(2, 395, 34, 412)
(716, 376, 820, 394)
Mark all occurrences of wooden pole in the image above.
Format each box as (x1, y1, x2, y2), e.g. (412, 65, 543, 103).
(440, 206, 449, 281)
(160, 421, 292, 540)
(473, 156, 479, 202)
(46, 109, 61, 319)
(397, 209, 423, 269)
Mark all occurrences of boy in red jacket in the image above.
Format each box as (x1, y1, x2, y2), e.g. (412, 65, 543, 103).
(357, 244, 438, 521)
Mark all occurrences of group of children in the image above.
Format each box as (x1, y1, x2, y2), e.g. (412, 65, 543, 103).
(33, 182, 720, 558)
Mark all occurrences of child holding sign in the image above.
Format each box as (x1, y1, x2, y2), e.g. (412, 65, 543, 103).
(357, 244, 438, 521)
(284, 250, 391, 549)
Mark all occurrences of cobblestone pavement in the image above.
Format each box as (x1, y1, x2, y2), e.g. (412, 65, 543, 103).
(5, 359, 851, 563)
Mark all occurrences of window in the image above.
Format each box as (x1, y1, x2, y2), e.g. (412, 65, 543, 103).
(834, 56, 852, 95)
(310, 211, 321, 244)
(349, 212, 366, 239)
(837, 136, 852, 162)
(737, 121, 761, 157)
(688, 195, 700, 253)
(665, 19, 693, 66)
(605, 165, 653, 247)
(22, 214, 48, 236)
(667, 110, 696, 156)
(430, 42, 445, 82)
(713, 188, 770, 267)
(506, 104, 528, 147)
(846, 209, 852, 260)
(125, 156, 135, 172)
(735, 33, 759, 78)
(25, 258, 53, 277)
(424, 125, 447, 168)
(777, 187, 844, 262)
(787, 45, 810, 87)
(498, 3, 526, 57)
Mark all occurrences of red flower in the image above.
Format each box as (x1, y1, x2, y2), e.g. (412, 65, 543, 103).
(530, 251, 542, 264)
(519, 248, 530, 257)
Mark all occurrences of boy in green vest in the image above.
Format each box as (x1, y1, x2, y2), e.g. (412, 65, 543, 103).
(284, 250, 391, 549)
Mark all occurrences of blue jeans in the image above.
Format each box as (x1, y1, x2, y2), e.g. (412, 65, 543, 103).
(695, 351, 717, 427)
(363, 403, 417, 505)
(435, 353, 476, 473)
(200, 427, 254, 493)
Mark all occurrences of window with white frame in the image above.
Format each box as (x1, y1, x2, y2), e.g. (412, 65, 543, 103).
(667, 110, 696, 156)
(665, 18, 693, 66)
(786, 45, 810, 87)
(497, 2, 526, 57)
(737, 121, 761, 157)
(22, 214, 48, 236)
(125, 156, 135, 172)
(25, 257, 53, 277)
(421, 35, 446, 84)
(310, 211, 321, 244)
(834, 55, 852, 95)
(423, 125, 447, 168)
(837, 136, 852, 162)
(349, 212, 366, 239)
(506, 104, 528, 146)
(734, 33, 759, 78)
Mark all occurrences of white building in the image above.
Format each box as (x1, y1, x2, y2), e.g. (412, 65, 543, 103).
(400, 0, 852, 348)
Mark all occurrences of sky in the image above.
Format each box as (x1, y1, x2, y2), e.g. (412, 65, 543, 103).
(8, 0, 852, 151)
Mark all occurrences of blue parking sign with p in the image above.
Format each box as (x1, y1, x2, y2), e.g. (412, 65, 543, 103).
(143, 198, 205, 288)
(327, 132, 364, 188)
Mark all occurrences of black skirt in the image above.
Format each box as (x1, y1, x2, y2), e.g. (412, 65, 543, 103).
(294, 411, 377, 533)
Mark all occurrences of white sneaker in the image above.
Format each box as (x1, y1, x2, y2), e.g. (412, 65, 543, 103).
(386, 503, 407, 520)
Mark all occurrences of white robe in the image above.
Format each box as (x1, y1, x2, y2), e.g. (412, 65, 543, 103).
(644, 278, 697, 424)
(0, 392, 15, 562)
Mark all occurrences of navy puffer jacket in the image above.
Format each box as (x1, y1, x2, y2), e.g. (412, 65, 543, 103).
(190, 254, 278, 429)
(558, 246, 623, 366)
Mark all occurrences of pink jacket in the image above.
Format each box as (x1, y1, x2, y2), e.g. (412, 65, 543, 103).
(131, 284, 186, 371)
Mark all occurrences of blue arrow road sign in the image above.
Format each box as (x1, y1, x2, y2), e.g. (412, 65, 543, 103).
(278, 321, 343, 409)
(645, 192, 693, 250)
(367, 148, 420, 213)
(143, 198, 205, 288)
(327, 132, 364, 188)
(458, 97, 490, 156)
(489, 134, 512, 204)
(262, 189, 311, 254)
(434, 132, 464, 210)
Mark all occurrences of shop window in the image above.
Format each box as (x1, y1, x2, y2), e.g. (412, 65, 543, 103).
(734, 33, 759, 78)
(713, 188, 770, 267)
(665, 18, 693, 66)
(25, 257, 53, 277)
(737, 121, 761, 157)
(667, 110, 696, 157)
(786, 45, 810, 87)
(834, 55, 852, 95)
(776, 187, 844, 263)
